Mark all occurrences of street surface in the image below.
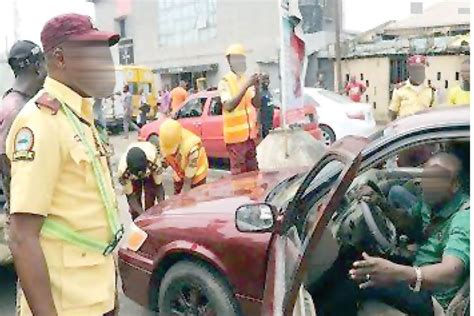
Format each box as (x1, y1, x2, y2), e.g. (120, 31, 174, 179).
(0, 131, 230, 316)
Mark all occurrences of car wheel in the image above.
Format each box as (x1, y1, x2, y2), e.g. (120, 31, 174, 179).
(319, 124, 336, 146)
(158, 260, 240, 316)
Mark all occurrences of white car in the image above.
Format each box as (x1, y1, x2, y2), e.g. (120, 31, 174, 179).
(304, 88, 377, 146)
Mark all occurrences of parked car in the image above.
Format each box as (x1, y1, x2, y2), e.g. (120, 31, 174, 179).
(119, 106, 470, 315)
(138, 90, 322, 158)
(304, 88, 376, 146)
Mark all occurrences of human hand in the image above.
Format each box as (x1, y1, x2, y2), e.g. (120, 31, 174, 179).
(349, 252, 403, 289)
(246, 73, 260, 89)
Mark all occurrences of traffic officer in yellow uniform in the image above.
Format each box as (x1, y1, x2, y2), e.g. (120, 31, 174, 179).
(447, 58, 470, 106)
(7, 14, 121, 316)
(159, 119, 209, 194)
(118, 141, 165, 220)
(389, 55, 436, 121)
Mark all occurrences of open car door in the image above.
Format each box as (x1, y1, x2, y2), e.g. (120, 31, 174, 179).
(261, 137, 369, 316)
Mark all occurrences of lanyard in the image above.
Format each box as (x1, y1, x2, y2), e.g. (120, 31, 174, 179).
(60, 102, 121, 235)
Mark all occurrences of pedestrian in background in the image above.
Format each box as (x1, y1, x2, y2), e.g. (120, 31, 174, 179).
(122, 84, 139, 139)
(388, 55, 436, 121)
(447, 58, 470, 106)
(160, 85, 171, 115)
(93, 97, 106, 128)
(218, 43, 261, 175)
(170, 80, 188, 114)
(259, 73, 274, 139)
(314, 72, 327, 89)
(0, 39, 46, 316)
(137, 88, 150, 127)
(0, 40, 46, 214)
(7, 13, 122, 316)
(344, 75, 366, 102)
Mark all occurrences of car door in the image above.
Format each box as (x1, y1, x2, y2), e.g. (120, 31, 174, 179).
(201, 96, 228, 159)
(174, 96, 207, 137)
(261, 137, 368, 316)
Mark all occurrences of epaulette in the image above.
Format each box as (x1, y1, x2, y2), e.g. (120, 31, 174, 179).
(35, 92, 60, 115)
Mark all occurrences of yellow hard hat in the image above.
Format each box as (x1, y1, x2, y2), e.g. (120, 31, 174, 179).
(159, 119, 183, 156)
(225, 43, 246, 56)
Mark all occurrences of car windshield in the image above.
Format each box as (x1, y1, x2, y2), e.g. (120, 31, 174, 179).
(317, 89, 355, 104)
(267, 160, 344, 212)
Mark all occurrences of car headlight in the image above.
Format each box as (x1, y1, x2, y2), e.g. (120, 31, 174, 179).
(125, 222, 148, 252)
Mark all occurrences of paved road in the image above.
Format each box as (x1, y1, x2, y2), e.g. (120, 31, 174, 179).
(0, 132, 229, 316)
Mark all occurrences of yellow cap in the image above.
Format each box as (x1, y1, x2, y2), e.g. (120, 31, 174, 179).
(225, 43, 246, 56)
(159, 119, 183, 156)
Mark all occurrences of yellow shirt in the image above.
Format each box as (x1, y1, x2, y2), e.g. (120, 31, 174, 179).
(217, 74, 255, 104)
(447, 85, 470, 106)
(389, 80, 436, 118)
(117, 141, 164, 195)
(7, 77, 117, 316)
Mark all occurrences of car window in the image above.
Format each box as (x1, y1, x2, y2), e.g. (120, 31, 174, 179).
(209, 97, 223, 116)
(176, 97, 206, 119)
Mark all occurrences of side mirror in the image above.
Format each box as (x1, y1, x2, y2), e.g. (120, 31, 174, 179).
(235, 203, 276, 233)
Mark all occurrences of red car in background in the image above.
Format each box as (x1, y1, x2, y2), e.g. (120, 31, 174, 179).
(139, 90, 322, 158)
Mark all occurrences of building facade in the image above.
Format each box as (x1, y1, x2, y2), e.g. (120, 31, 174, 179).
(92, 0, 340, 93)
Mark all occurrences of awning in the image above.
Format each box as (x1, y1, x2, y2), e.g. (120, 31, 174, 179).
(154, 63, 218, 74)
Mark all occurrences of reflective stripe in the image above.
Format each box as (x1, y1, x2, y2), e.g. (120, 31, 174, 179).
(222, 72, 257, 144)
(170, 130, 208, 183)
(41, 100, 123, 255)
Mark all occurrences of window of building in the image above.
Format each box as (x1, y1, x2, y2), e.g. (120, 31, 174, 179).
(360, 73, 364, 81)
(365, 95, 369, 102)
(445, 80, 449, 89)
(373, 102, 376, 109)
(455, 72, 460, 80)
(428, 79, 431, 86)
(116, 18, 127, 38)
(437, 72, 441, 80)
(365, 80, 369, 87)
(157, 0, 217, 47)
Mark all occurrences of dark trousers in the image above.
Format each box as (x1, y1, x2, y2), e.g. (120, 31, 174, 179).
(130, 176, 164, 219)
(310, 268, 434, 316)
(312, 252, 434, 316)
(226, 139, 259, 175)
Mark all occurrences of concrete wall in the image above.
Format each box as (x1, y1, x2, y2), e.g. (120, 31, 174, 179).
(94, 0, 280, 91)
(336, 57, 391, 122)
(336, 54, 468, 122)
(425, 55, 468, 104)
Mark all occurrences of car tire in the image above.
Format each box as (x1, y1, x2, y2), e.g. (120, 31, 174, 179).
(319, 124, 336, 146)
(158, 260, 240, 316)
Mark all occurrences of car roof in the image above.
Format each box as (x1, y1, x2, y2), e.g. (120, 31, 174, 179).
(388, 105, 470, 134)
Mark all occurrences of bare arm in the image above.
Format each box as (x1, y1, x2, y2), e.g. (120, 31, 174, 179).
(223, 84, 252, 112)
(351, 253, 466, 291)
(9, 214, 57, 316)
(223, 74, 259, 112)
(395, 256, 465, 289)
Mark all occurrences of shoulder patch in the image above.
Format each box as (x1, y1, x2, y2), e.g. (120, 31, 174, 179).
(35, 93, 60, 115)
(12, 127, 35, 161)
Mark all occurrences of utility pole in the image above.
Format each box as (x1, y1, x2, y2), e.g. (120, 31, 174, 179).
(334, 0, 343, 93)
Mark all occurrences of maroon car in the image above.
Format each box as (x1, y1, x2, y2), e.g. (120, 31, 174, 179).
(119, 106, 470, 315)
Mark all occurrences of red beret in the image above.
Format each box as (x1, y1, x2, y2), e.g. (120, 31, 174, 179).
(41, 13, 120, 53)
(407, 55, 428, 66)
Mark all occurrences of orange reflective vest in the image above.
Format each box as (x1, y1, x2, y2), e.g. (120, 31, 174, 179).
(222, 72, 258, 144)
(166, 129, 208, 184)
